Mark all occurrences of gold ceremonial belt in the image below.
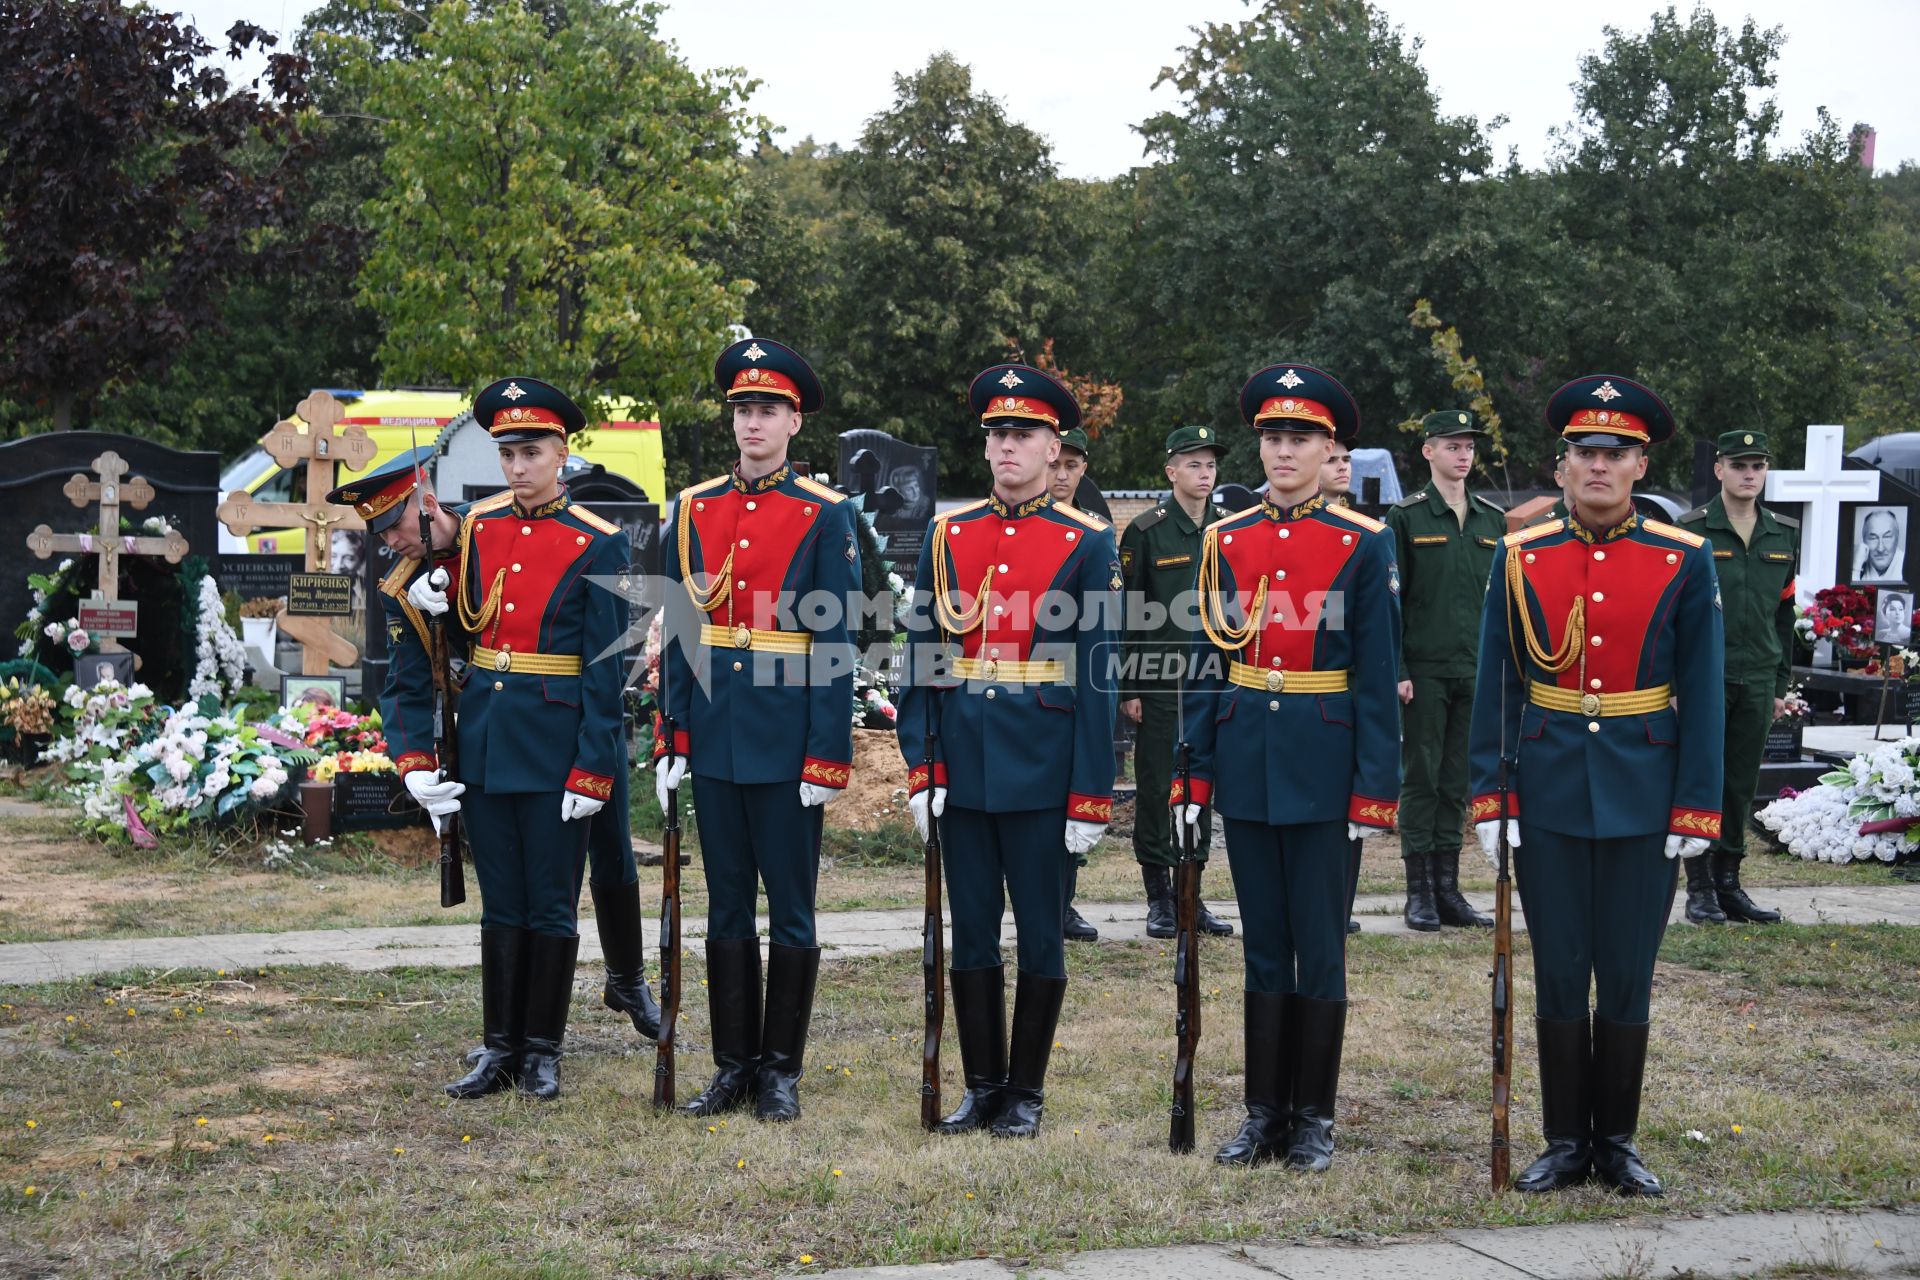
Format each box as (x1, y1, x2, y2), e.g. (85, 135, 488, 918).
(1528, 680, 1672, 717)
(951, 656, 1066, 684)
(471, 646, 583, 676)
(699, 623, 814, 655)
(1227, 663, 1348, 694)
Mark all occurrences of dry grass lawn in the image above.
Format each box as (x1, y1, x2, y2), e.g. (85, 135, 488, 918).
(1, 923, 1915, 1278)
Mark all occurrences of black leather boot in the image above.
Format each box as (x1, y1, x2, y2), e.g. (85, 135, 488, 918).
(1714, 852, 1782, 924)
(1064, 864, 1098, 941)
(683, 937, 762, 1117)
(990, 970, 1067, 1138)
(446, 927, 525, 1098)
(1215, 990, 1290, 1166)
(591, 880, 662, 1039)
(1591, 1017, 1663, 1196)
(1195, 867, 1235, 937)
(517, 931, 580, 1100)
(1514, 1015, 1592, 1192)
(937, 965, 1007, 1134)
(1345, 837, 1364, 934)
(1684, 855, 1727, 924)
(1433, 849, 1492, 927)
(753, 943, 821, 1122)
(1284, 995, 1346, 1171)
(1402, 853, 1441, 932)
(1143, 864, 1176, 939)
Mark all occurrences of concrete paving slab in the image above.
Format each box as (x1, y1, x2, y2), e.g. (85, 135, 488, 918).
(1021, 1246, 1275, 1280)
(1646, 1210, 1919, 1277)
(1242, 1239, 1535, 1279)
(803, 1263, 1009, 1280)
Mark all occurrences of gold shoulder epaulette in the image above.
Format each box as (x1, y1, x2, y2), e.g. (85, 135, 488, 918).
(1053, 502, 1108, 531)
(1643, 518, 1706, 549)
(934, 498, 990, 528)
(793, 474, 846, 505)
(1326, 504, 1387, 534)
(1220, 503, 1266, 527)
(469, 491, 513, 515)
(1504, 519, 1564, 547)
(378, 556, 417, 599)
(569, 504, 620, 535)
(678, 474, 731, 505)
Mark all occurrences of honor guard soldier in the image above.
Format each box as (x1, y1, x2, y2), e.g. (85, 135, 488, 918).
(336, 451, 665, 1063)
(656, 337, 860, 1123)
(897, 363, 1119, 1140)
(1118, 425, 1236, 940)
(1175, 364, 1402, 1171)
(1677, 431, 1793, 925)
(1385, 411, 1506, 931)
(401, 377, 636, 1102)
(1469, 375, 1724, 1196)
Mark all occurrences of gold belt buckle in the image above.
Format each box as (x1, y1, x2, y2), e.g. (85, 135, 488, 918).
(980, 658, 999, 681)
(1580, 692, 1602, 716)
(1266, 669, 1285, 693)
(732, 624, 753, 650)
(493, 650, 511, 673)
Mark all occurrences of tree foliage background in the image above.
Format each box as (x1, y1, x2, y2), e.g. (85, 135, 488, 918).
(3, 0, 1915, 499)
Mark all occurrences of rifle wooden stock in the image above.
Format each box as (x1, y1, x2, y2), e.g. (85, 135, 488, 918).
(653, 720, 682, 1111)
(920, 732, 945, 1131)
(1490, 757, 1514, 1193)
(428, 613, 465, 909)
(1170, 743, 1200, 1154)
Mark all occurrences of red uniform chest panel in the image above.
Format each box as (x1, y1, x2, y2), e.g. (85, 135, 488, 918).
(688, 489, 825, 628)
(1520, 537, 1683, 691)
(944, 512, 1083, 660)
(471, 515, 593, 651)
(1218, 516, 1359, 669)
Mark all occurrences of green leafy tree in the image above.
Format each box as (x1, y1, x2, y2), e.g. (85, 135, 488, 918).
(1853, 163, 1920, 444)
(350, 0, 753, 422)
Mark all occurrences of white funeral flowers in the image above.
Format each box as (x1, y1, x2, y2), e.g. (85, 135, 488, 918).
(1756, 737, 1920, 864)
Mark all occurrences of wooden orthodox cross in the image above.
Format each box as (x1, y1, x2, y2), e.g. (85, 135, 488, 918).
(25, 451, 190, 655)
(216, 391, 377, 675)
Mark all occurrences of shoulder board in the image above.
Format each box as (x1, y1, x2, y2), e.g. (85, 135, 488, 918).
(934, 498, 991, 527)
(678, 474, 732, 505)
(1470, 493, 1507, 514)
(1505, 519, 1564, 547)
(1677, 506, 1710, 524)
(378, 556, 417, 598)
(1052, 502, 1108, 531)
(1772, 511, 1799, 529)
(1220, 503, 1267, 527)
(1325, 504, 1386, 534)
(792, 474, 846, 505)
(1642, 518, 1706, 549)
(1394, 491, 1428, 508)
(1129, 505, 1169, 532)
(469, 491, 513, 516)
(568, 504, 620, 535)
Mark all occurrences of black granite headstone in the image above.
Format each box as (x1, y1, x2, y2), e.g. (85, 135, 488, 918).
(211, 553, 302, 602)
(1761, 720, 1802, 763)
(837, 429, 936, 570)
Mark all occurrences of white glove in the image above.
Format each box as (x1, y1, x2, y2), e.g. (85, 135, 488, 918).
(1064, 820, 1106, 856)
(1174, 803, 1203, 844)
(1476, 819, 1523, 869)
(406, 566, 450, 616)
(654, 755, 686, 810)
(561, 792, 604, 823)
(1347, 822, 1371, 841)
(1665, 834, 1711, 860)
(909, 786, 947, 842)
(404, 768, 465, 836)
(799, 782, 839, 808)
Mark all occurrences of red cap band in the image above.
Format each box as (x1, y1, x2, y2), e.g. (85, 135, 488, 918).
(728, 367, 801, 405)
(488, 405, 566, 437)
(979, 395, 1061, 429)
(1254, 396, 1334, 432)
(1562, 408, 1649, 443)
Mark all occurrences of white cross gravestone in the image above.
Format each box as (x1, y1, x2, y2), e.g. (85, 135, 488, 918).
(1766, 423, 1879, 605)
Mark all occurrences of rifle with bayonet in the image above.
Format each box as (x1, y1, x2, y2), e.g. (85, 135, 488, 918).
(1491, 667, 1514, 1192)
(654, 711, 683, 1110)
(919, 720, 946, 1131)
(409, 432, 465, 909)
(1170, 741, 1201, 1153)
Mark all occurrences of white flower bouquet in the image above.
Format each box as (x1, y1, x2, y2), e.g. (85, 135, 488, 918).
(1755, 736, 1920, 864)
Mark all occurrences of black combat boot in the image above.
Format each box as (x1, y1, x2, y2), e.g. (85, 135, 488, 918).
(1713, 852, 1782, 924)
(1683, 855, 1727, 924)
(1063, 863, 1098, 941)
(1284, 995, 1346, 1171)
(753, 943, 821, 1122)
(1402, 852, 1441, 932)
(1515, 1015, 1593, 1192)
(591, 880, 662, 1039)
(1345, 836, 1364, 934)
(1433, 849, 1493, 927)
(1214, 990, 1291, 1166)
(683, 937, 762, 1117)
(517, 931, 580, 1100)
(1591, 1017, 1663, 1196)
(1143, 864, 1176, 939)
(1195, 867, 1235, 937)
(936, 965, 1007, 1134)
(990, 970, 1067, 1139)
(446, 927, 525, 1098)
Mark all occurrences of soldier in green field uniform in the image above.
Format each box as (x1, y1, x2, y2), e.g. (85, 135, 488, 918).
(1385, 411, 1507, 931)
(1119, 425, 1235, 939)
(1676, 430, 1793, 925)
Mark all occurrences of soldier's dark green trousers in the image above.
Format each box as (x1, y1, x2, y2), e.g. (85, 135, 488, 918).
(1221, 817, 1347, 999)
(1399, 674, 1474, 859)
(1716, 680, 1774, 858)
(463, 790, 592, 937)
(693, 776, 824, 948)
(942, 806, 1068, 978)
(1133, 689, 1212, 867)
(1514, 828, 1676, 1022)
(587, 765, 636, 888)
